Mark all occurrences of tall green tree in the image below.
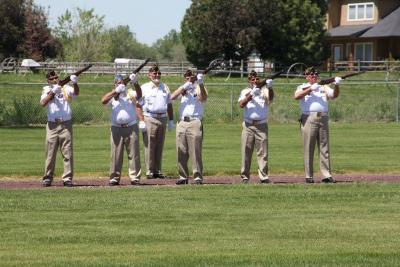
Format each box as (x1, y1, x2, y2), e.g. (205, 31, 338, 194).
(181, 0, 328, 67)
(107, 25, 157, 60)
(54, 8, 111, 61)
(0, 0, 25, 60)
(24, 0, 62, 61)
(153, 30, 187, 61)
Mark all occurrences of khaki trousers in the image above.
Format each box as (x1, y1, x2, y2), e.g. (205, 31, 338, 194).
(142, 116, 167, 175)
(300, 113, 331, 179)
(43, 120, 73, 182)
(240, 121, 269, 180)
(110, 124, 141, 181)
(176, 119, 203, 179)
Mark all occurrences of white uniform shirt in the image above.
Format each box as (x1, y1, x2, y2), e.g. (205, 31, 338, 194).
(178, 85, 205, 119)
(238, 88, 269, 121)
(40, 85, 76, 122)
(108, 90, 137, 126)
(295, 83, 334, 113)
(140, 81, 171, 115)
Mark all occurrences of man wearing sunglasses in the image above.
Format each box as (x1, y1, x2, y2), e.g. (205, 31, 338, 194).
(238, 70, 274, 184)
(294, 67, 341, 184)
(138, 64, 174, 179)
(171, 70, 207, 185)
(40, 70, 79, 187)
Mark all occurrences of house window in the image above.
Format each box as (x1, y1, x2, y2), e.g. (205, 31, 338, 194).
(354, 43, 373, 61)
(348, 3, 374, 20)
(332, 44, 343, 62)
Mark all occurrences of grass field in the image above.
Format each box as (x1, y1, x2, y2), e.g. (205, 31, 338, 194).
(0, 122, 399, 178)
(0, 183, 399, 266)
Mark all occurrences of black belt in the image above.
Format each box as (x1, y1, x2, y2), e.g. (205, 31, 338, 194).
(183, 116, 201, 122)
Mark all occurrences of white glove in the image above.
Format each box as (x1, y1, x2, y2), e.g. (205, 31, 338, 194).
(115, 84, 126, 93)
(70, 75, 78, 84)
(250, 87, 260, 96)
(138, 121, 146, 132)
(310, 83, 320, 92)
(334, 77, 342, 85)
(129, 73, 137, 84)
(51, 85, 62, 94)
(168, 120, 174, 131)
(266, 79, 273, 88)
(196, 73, 204, 85)
(182, 81, 193, 91)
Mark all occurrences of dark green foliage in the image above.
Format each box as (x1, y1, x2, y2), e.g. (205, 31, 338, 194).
(181, 0, 328, 67)
(0, 0, 25, 60)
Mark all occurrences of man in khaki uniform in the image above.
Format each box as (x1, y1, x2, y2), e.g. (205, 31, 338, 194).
(238, 70, 274, 184)
(294, 67, 341, 183)
(40, 70, 79, 187)
(101, 74, 143, 186)
(138, 65, 174, 179)
(171, 70, 207, 185)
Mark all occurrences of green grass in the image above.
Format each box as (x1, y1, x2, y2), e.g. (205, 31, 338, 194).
(0, 122, 399, 178)
(0, 183, 399, 266)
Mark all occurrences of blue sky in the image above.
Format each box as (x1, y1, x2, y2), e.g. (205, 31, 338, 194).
(34, 0, 192, 46)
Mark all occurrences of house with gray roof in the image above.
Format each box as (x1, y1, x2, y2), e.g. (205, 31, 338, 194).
(326, 0, 400, 63)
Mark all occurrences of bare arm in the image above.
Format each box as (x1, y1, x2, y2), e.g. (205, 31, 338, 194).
(136, 103, 144, 121)
(333, 84, 340, 98)
(167, 103, 173, 120)
(268, 88, 274, 102)
(171, 86, 185, 100)
(239, 93, 252, 108)
(133, 82, 142, 99)
(197, 83, 208, 102)
(40, 91, 55, 106)
(294, 87, 312, 100)
(101, 89, 118, 105)
(73, 83, 80, 96)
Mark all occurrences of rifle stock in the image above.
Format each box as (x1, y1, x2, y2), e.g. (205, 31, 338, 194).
(320, 71, 365, 85)
(58, 64, 93, 86)
(256, 69, 285, 88)
(122, 58, 151, 85)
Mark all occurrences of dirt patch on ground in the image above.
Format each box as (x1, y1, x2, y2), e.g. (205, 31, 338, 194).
(0, 174, 399, 189)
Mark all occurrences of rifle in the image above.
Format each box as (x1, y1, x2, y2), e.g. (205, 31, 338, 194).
(58, 64, 93, 86)
(122, 58, 150, 85)
(319, 71, 365, 85)
(191, 58, 225, 81)
(256, 69, 285, 88)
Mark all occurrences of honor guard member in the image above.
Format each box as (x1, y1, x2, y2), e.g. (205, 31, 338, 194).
(138, 64, 174, 179)
(238, 70, 274, 184)
(101, 74, 143, 186)
(171, 70, 208, 185)
(294, 67, 341, 183)
(40, 70, 79, 187)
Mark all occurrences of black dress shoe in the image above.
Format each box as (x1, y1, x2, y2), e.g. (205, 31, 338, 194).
(194, 178, 203, 185)
(42, 179, 52, 187)
(260, 179, 270, 184)
(322, 177, 336, 183)
(176, 178, 188, 185)
(154, 173, 167, 179)
(241, 178, 249, 184)
(305, 178, 315, 183)
(109, 180, 120, 186)
(63, 180, 73, 187)
(131, 179, 140, 185)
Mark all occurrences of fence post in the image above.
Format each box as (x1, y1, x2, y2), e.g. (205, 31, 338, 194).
(240, 60, 243, 79)
(230, 87, 234, 121)
(397, 79, 400, 123)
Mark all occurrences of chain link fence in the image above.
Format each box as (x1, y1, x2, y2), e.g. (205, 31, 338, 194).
(0, 80, 399, 126)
